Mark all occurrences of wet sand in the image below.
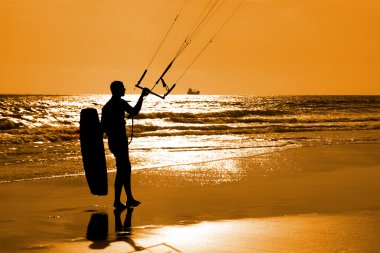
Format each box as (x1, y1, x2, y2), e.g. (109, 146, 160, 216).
(0, 143, 379, 252)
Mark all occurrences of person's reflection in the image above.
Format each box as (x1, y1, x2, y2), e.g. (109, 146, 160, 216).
(86, 208, 144, 251)
(114, 207, 144, 251)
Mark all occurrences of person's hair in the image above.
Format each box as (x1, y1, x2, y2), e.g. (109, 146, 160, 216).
(110, 81, 124, 95)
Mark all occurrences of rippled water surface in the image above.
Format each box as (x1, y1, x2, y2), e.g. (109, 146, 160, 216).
(1, 95, 379, 183)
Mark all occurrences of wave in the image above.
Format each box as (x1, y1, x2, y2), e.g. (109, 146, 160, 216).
(0, 119, 24, 130)
(1, 118, 379, 144)
(2, 112, 378, 131)
(166, 116, 380, 124)
(136, 109, 291, 120)
(0, 126, 79, 144)
(129, 121, 380, 137)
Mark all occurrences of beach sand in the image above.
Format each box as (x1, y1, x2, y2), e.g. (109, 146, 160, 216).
(0, 143, 380, 252)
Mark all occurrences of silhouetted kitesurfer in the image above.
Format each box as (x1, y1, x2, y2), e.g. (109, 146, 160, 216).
(101, 81, 150, 209)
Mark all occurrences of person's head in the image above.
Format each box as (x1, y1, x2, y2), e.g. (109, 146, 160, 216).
(110, 81, 126, 97)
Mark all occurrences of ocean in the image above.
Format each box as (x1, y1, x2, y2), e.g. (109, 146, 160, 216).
(1, 95, 379, 184)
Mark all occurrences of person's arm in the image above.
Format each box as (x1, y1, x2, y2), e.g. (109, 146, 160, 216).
(124, 88, 150, 116)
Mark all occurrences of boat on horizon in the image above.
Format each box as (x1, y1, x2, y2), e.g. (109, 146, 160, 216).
(187, 88, 200, 95)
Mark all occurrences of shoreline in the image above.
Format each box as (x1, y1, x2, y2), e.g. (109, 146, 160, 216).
(0, 143, 379, 252)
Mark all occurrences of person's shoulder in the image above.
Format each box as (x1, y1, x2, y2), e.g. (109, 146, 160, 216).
(102, 99, 113, 111)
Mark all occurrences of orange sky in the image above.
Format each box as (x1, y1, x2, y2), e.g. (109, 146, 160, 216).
(0, 0, 379, 95)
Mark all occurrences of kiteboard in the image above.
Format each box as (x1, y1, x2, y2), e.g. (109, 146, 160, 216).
(80, 108, 108, 195)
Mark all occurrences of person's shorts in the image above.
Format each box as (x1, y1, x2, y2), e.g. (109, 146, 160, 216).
(108, 136, 129, 156)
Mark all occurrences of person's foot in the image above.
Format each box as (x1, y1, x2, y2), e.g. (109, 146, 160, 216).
(126, 199, 141, 208)
(114, 202, 127, 210)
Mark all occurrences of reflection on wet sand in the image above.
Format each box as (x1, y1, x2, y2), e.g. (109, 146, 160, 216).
(86, 208, 181, 252)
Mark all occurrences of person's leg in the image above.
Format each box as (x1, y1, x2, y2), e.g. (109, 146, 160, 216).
(123, 157, 133, 200)
(114, 154, 126, 209)
(119, 152, 140, 207)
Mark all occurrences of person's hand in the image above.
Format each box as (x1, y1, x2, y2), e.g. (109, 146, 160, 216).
(142, 88, 150, 97)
